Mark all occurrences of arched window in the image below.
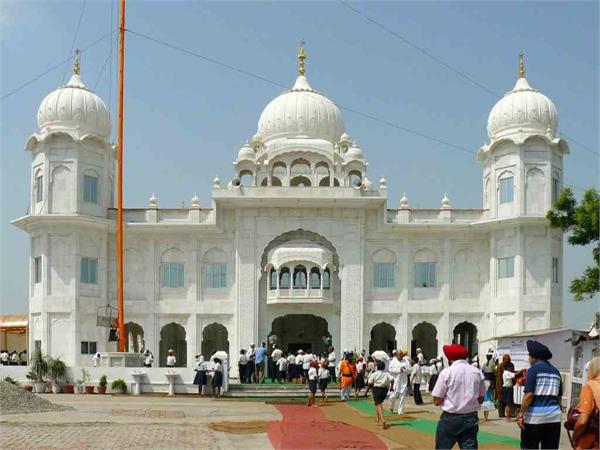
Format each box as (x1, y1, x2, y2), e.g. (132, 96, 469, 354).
(34, 170, 43, 203)
(271, 177, 282, 186)
(309, 268, 321, 288)
(202, 248, 227, 289)
(279, 267, 290, 289)
(83, 171, 99, 204)
(161, 248, 185, 288)
(293, 265, 307, 289)
(315, 162, 330, 186)
(239, 170, 253, 186)
(414, 248, 437, 288)
(270, 268, 278, 290)
(290, 176, 311, 187)
(291, 158, 311, 178)
(373, 249, 396, 288)
(348, 170, 362, 187)
(498, 172, 514, 204)
(322, 268, 331, 289)
(272, 161, 287, 185)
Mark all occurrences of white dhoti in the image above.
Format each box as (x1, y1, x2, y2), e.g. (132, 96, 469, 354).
(388, 357, 410, 414)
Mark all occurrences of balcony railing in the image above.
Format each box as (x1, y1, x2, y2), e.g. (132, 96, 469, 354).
(267, 287, 332, 304)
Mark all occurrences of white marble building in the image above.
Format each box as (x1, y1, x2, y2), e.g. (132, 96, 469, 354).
(12, 52, 568, 370)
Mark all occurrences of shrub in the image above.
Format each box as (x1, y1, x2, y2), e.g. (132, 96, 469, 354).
(48, 357, 67, 383)
(99, 375, 108, 388)
(3, 376, 19, 385)
(30, 351, 49, 382)
(26, 370, 39, 382)
(76, 368, 90, 386)
(110, 378, 127, 393)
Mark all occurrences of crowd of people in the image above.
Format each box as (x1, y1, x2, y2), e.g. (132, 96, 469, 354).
(0, 349, 27, 365)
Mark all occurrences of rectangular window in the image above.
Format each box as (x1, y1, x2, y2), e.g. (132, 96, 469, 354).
(34, 340, 41, 353)
(373, 263, 395, 288)
(162, 262, 185, 288)
(204, 263, 227, 288)
(552, 178, 560, 204)
(81, 341, 97, 355)
(83, 175, 98, 204)
(552, 257, 559, 284)
(499, 177, 514, 204)
(80, 257, 98, 284)
(415, 262, 436, 288)
(498, 257, 515, 279)
(35, 175, 43, 202)
(34, 256, 41, 283)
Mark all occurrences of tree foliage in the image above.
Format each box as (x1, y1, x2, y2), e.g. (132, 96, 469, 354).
(547, 187, 599, 300)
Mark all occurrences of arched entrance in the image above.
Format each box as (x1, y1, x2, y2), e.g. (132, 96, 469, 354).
(159, 322, 187, 367)
(201, 323, 229, 357)
(269, 315, 331, 355)
(369, 323, 396, 355)
(125, 322, 144, 353)
(411, 322, 438, 360)
(453, 321, 478, 357)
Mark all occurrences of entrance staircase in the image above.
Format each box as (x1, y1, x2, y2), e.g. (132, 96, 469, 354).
(224, 381, 341, 398)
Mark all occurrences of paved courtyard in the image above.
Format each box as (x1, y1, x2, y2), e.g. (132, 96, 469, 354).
(0, 392, 571, 449)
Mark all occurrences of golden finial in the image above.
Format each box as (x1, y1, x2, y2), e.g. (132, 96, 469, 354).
(73, 49, 81, 75)
(297, 40, 306, 76)
(518, 52, 525, 78)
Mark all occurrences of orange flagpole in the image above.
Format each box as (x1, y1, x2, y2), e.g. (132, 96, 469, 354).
(116, 0, 126, 352)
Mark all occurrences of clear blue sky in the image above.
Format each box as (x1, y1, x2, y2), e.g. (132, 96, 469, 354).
(1, 1, 598, 325)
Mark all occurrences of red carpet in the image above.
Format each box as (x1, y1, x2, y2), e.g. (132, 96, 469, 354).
(267, 404, 386, 450)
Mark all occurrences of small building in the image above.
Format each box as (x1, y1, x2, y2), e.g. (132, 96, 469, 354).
(0, 314, 28, 353)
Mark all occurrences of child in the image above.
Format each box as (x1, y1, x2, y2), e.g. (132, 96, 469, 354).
(306, 360, 319, 407)
(368, 361, 394, 429)
(355, 356, 366, 398)
(318, 360, 330, 402)
(480, 379, 495, 421)
(277, 352, 288, 384)
(193, 355, 207, 396)
(212, 358, 223, 398)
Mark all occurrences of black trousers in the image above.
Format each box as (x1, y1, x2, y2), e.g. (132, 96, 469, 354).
(239, 364, 247, 383)
(246, 360, 255, 382)
(520, 422, 561, 449)
(435, 411, 479, 449)
(413, 383, 423, 405)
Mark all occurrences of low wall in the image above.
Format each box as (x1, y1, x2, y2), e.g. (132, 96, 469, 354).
(0, 364, 229, 395)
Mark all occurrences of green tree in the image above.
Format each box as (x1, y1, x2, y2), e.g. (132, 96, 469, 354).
(547, 187, 599, 300)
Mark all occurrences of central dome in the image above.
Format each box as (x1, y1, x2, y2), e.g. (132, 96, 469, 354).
(257, 75, 345, 144)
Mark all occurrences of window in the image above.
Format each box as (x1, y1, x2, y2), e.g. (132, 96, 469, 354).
(83, 175, 98, 203)
(293, 266, 307, 289)
(162, 262, 185, 288)
(35, 175, 43, 202)
(498, 257, 515, 279)
(552, 178, 560, 204)
(322, 269, 330, 289)
(270, 268, 278, 290)
(80, 257, 98, 284)
(552, 257, 559, 284)
(34, 256, 41, 283)
(499, 177, 514, 204)
(81, 341, 97, 355)
(34, 340, 41, 353)
(279, 268, 290, 289)
(203, 263, 226, 288)
(373, 263, 395, 288)
(415, 262, 436, 287)
(309, 268, 321, 289)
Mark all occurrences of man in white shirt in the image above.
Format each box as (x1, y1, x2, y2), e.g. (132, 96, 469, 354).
(302, 352, 313, 384)
(410, 359, 424, 405)
(270, 345, 283, 383)
(327, 347, 336, 379)
(143, 349, 154, 368)
(276, 353, 288, 384)
(294, 350, 304, 383)
(388, 349, 411, 414)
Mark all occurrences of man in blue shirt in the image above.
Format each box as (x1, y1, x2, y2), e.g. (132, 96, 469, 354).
(517, 340, 562, 449)
(254, 342, 267, 383)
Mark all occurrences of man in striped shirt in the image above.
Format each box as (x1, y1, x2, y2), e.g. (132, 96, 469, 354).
(517, 340, 562, 449)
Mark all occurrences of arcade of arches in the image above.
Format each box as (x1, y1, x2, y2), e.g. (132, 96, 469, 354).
(201, 323, 230, 356)
(453, 321, 478, 357)
(411, 322, 438, 361)
(269, 315, 331, 355)
(369, 323, 396, 354)
(125, 322, 144, 353)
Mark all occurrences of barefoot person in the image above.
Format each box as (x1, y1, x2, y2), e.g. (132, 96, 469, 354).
(306, 360, 318, 406)
(368, 360, 394, 429)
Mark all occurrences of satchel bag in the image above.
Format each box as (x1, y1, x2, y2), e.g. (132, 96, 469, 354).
(564, 381, 600, 449)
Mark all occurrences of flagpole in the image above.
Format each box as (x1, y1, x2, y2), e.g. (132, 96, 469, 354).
(116, 0, 126, 352)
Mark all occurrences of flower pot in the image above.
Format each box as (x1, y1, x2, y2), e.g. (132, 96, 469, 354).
(33, 381, 47, 393)
(96, 386, 107, 394)
(51, 383, 61, 394)
(24, 385, 33, 392)
(84, 385, 95, 394)
(63, 384, 74, 394)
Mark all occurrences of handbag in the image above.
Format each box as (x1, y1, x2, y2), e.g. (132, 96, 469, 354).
(564, 404, 600, 448)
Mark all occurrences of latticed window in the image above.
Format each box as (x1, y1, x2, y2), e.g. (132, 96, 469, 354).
(270, 268, 278, 290)
(499, 177, 513, 204)
(83, 175, 98, 203)
(415, 262, 436, 287)
(279, 268, 290, 289)
(322, 269, 331, 289)
(309, 268, 321, 288)
(293, 266, 307, 289)
(80, 257, 98, 284)
(204, 263, 226, 288)
(497, 257, 514, 279)
(162, 262, 185, 288)
(373, 263, 395, 288)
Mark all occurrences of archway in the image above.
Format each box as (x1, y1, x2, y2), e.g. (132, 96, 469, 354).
(159, 322, 187, 367)
(453, 321, 478, 357)
(369, 322, 396, 355)
(201, 323, 230, 357)
(269, 315, 331, 356)
(411, 322, 438, 360)
(125, 322, 144, 353)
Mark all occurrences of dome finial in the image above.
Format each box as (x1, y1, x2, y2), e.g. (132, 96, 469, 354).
(518, 52, 525, 78)
(297, 40, 306, 76)
(73, 49, 81, 75)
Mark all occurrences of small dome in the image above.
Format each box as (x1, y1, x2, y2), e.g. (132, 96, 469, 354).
(237, 143, 255, 160)
(345, 142, 364, 160)
(37, 66, 111, 140)
(400, 193, 409, 209)
(257, 75, 345, 144)
(191, 193, 200, 207)
(487, 76, 557, 140)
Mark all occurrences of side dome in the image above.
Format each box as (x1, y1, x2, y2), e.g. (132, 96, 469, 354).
(487, 76, 557, 140)
(257, 75, 345, 144)
(37, 67, 111, 141)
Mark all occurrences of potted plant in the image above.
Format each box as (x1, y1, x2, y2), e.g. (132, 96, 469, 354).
(29, 351, 49, 393)
(97, 375, 108, 394)
(48, 357, 67, 394)
(76, 368, 91, 394)
(110, 378, 127, 394)
(3, 376, 19, 386)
